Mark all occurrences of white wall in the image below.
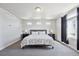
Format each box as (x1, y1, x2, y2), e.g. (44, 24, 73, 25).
(56, 18, 61, 41)
(21, 20, 56, 34)
(0, 8, 22, 50)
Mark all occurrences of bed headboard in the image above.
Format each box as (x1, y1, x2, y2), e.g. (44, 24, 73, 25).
(30, 30, 47, 34)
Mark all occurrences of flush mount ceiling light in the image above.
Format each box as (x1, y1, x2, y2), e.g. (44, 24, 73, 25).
(27, 22, 32, 25)
(35, 7, 41, 12)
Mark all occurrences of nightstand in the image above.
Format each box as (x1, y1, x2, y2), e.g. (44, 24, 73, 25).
(21, 33, 29, 40)
(48, 34, 56, 40)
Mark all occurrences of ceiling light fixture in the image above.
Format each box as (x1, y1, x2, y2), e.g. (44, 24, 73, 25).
(35, 7, 41, 12)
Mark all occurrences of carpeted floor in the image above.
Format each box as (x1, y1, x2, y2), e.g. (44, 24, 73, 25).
(0, 40, 79, 56)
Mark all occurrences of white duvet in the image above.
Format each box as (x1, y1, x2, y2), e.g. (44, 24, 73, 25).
(21, 34, 54, 48)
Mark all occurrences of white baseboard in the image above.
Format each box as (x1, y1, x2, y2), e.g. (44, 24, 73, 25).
(0, 37, 21, 51)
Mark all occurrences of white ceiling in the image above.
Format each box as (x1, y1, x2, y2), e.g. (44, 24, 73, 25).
(0, 3, 78, 20)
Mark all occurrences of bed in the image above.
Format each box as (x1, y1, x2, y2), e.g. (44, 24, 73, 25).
(21, 30, 54, 49)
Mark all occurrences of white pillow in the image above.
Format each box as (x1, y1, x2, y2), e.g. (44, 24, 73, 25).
(32, 32, 38, 35)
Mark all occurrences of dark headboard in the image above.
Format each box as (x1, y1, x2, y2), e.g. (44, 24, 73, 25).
(30, 30, 47, 34)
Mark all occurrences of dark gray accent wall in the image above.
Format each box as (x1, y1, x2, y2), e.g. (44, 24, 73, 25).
(61, 15, 69, 44)
(77, 8, 79, 50)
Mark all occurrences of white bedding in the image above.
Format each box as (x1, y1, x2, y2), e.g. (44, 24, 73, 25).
(21, 34, 54, 48)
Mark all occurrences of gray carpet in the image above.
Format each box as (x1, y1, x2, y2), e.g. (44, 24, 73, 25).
(0, 41, 79, 56)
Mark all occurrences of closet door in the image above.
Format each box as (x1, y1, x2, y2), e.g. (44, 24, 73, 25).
(67, 17, 77, 50)
(61, 15, 69, 44)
